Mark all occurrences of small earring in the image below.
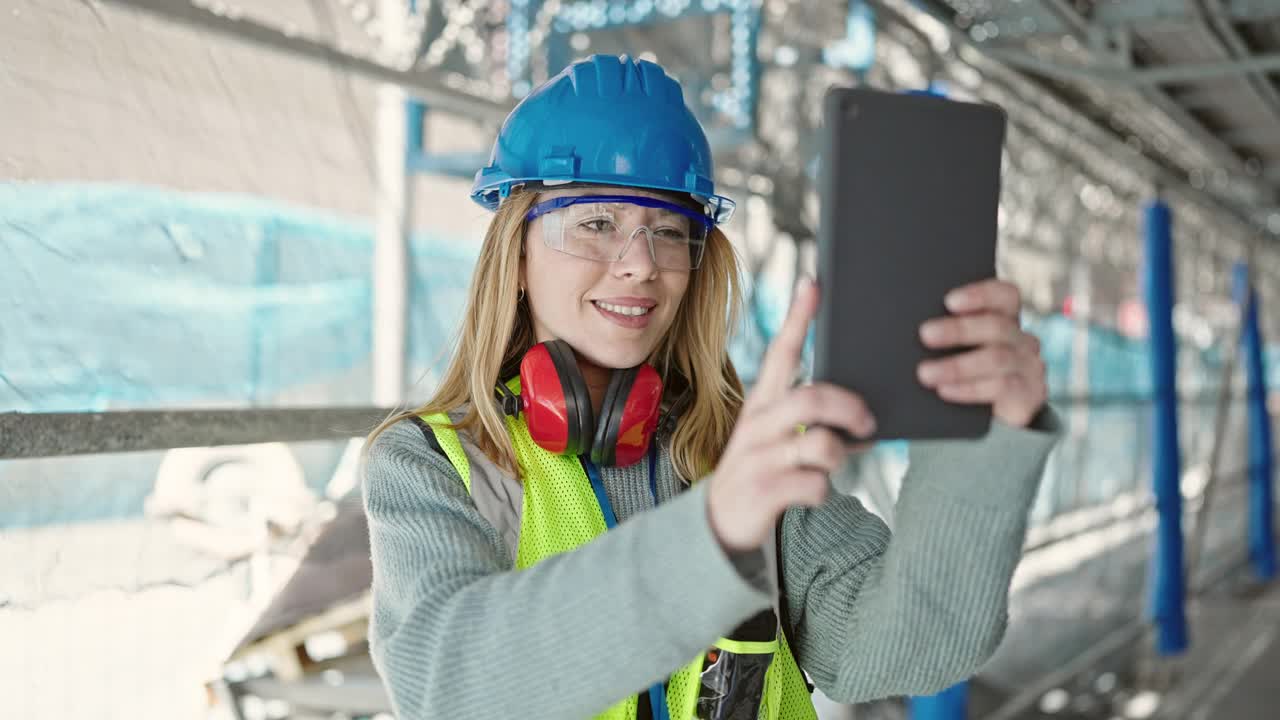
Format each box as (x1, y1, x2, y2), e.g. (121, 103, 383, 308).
(517, 286, 526, 302)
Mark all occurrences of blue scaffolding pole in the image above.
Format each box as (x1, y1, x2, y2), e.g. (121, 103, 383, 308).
(910, 681, 968, 720)
(1145, 198, 1188, 656)
(1233, 262, 1277, 581)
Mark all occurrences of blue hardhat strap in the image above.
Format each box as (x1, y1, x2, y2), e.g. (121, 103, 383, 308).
(525, 194, 715, 228)
(479, 174, 735, 223)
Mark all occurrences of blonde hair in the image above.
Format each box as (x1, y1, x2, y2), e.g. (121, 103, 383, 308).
(367, 188, 746, 483)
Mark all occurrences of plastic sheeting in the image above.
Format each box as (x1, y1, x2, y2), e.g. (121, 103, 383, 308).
(1, 182, 477, 412)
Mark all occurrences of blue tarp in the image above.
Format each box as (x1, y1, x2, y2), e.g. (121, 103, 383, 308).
(1, 183, 478, 411)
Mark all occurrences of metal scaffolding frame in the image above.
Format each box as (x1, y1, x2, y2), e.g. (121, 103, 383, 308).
(915, 0, 1280, 231)
(97, 0, 512, 122)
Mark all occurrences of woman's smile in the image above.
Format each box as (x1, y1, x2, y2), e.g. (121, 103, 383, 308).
(590, 296, 657, 329)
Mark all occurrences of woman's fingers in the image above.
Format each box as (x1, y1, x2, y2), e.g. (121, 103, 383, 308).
(709, 400, 865, 551)
(735, 383, 877, 448)
(749, 278, 819, 408)
(917, 343, 1020, 387)
(760, 426, 854, 476)
(919, 312, 1020, 350)
(943, 278, 1021, 316)
(709, 459, 830, 550)
(1018, 331, 1042, 357)
(762, 469, 831, 512)
(775, 384, 877, 441)
(936, 373, 1017, 404)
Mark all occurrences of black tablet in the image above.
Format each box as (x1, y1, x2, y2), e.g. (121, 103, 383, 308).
(813, 87, 1006, 441)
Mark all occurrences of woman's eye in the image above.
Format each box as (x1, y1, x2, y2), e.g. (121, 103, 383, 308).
(580, 219, 615, 233)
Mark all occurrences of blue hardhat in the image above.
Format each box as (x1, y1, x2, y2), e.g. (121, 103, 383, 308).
(471, 54, 736, 224)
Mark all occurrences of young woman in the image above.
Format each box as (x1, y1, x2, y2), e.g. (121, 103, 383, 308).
(363, 54, 1059, 720)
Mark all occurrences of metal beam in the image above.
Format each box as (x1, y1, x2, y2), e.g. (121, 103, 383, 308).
(0, 408, 391, 459)
(984, 47, 1280, 86)
(1168, 86, 1237, 111)
(1140, 84, 1252, 176)
(1001, 0, 1280, 38)
(97, 0, 511, 123)
(6, 389, 1242, 460)
(1029, 1, 1254, 200)
(1219, 126, 1280, 147)
(1198, 0, 1280, 154)
(534, 0, 761, 133)
(886, 0, 1267, 239)
(1091, 0, 1280, 28)
(1040, 0, 1091, 37)
(1192, 0, 1280, 196)
(552, 0, 732, 31)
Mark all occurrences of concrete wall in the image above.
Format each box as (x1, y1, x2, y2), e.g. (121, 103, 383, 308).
(0, 0, 492, 240)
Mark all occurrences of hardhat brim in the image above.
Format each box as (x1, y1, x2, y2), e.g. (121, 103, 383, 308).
(472, 175, 736, 225)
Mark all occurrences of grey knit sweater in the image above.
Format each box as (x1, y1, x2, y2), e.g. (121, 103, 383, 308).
(362, 411, 1060, 719)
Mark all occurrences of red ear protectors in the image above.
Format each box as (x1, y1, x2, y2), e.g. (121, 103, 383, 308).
(496, 339, 664, 467)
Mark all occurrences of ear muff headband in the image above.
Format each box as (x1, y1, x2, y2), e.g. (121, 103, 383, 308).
(592, 366, 639, 466)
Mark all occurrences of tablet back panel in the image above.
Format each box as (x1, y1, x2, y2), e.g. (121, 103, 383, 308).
(814, 87, 1005, 440)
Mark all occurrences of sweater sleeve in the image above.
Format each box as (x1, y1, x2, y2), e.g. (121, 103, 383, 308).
(781, 411, 1062, 703)
(361, 419, 771, 720)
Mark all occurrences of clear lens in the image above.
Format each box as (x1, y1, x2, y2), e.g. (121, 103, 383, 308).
(538, 199, 709, 270)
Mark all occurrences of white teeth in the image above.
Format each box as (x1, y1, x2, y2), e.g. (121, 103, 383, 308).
(595, 301, 652, 317)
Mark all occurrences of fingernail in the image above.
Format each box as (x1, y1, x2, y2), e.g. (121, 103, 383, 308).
(918, 363, 938, 384)
(945, 290, 968, 311)
(920, 322, 942, 343)
(862, 416, 877, 436)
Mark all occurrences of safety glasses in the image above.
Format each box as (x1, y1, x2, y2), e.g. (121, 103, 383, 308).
(525, 194, 713, 271)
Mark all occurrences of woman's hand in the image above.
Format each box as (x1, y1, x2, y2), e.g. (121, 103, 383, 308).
(706, 278, 876, 552)
(916, 279, 1048, 429)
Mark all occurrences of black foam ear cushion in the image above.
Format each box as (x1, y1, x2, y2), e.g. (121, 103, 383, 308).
(592, 366, 639, 466)
(543, 340, 594, 456)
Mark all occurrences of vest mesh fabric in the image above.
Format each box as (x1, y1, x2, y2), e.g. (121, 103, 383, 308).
(773, 629, 817, 720)
(505, 411, 610, 571)
(423, 391, 816, 720)
(664, 656, 703, 719)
